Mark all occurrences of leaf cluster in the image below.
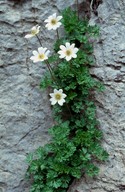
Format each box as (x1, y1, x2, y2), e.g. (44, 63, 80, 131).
(27, 8, 108, 192)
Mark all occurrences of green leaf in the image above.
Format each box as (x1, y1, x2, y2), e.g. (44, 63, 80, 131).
(86, 164, 99, 177)
(71, 168, 82, 178)
(40, 73, 52, 89)
(48, 54, 59, 63)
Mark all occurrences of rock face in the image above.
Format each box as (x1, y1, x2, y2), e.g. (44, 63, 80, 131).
(69, 0, 125, 191)
(0, 0, 79, 191)
(0, 0, 125, 192)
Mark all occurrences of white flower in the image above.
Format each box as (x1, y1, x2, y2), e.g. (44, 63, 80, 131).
(44, 13, 62, 30)
(30, 47, 50, 63)
(49, 89, 67, 106)
(58, 42, 79, 61)
(25, 25, 40, 38)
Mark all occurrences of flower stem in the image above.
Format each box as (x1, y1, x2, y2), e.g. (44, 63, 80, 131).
(76, 0, 79, 19)
(69, 61, 72, 69)
(45, 61, 55, 81)
(66, 103, 72, 117)
(90, 0, 94, 11)
(36, 35, 56, 82)
(36, 28, 72, 119)
(36, 35, 43, 47)
(56, 29, 59, 39)
(46, 62, 55, 82)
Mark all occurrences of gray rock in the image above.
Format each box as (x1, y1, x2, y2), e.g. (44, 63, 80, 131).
(1, 0, 125, 192)
(0, 0, 76, 192)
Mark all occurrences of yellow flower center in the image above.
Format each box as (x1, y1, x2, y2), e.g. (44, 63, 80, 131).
(31, 29, 37, 35)
(51, 19, 57, 25)
(38, 54, 45, 60)
(55, 93, 61, 100)
(66, 50, 72, 56)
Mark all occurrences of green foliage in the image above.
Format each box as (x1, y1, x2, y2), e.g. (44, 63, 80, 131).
(26, 7, 108, 192)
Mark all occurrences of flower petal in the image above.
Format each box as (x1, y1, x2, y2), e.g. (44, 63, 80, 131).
(30, 56, 39, 63)
(44, 19, 49, 23)
(33, 50, 38, 56)
(65, 42, 70, 48)
(46, 50, 50, 56)
(59, 89, 63, 93)
(54, 89, 58, 94)
(38, 47, 44, 53)
(72, 54, 77, 58)
(57, 16, 63, 21)
(68, 56, 72, 61)
(66, 56, 72, 61)
(56, 22, 62, 27)
(58, 99, 65, 106)
(31, 26, 37, 31)
(45, 23, 52, 30)
(58, 50, 65, 58)
(43, 47, 48, 53)
(25, 34, 33, 38)
(73, 48, 79, 53)
(30, 56, 35, 60)
(52, 13, 57, 18)
(37, 26, 41, 30)
(70, 43, 75, 49)
(62, 93, 67, 98)
(59, 54, 65, 59)
(49, 93, 54, 97)
(60, 45, 66, 51)
(38, 47, 47, 54)
(50, 98, 57, 105)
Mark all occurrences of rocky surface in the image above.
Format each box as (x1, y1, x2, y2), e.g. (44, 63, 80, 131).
(0, 0, 125, 192)
(0, 0, 75, 191)
(69, 0, 125, 191)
